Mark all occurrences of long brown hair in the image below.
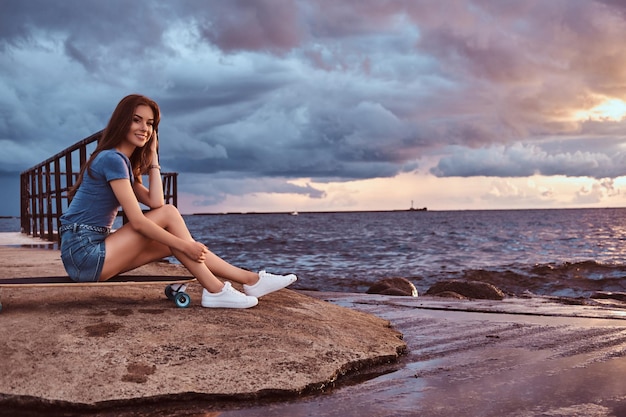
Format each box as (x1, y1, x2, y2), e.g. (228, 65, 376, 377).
(70, 94, 161, 198)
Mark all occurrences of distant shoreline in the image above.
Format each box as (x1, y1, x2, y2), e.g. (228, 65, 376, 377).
(191, 208, 428, 216)
(189, 206, 626, 216)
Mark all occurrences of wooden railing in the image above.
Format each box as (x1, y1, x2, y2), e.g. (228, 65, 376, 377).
(20, 131, 178, 241)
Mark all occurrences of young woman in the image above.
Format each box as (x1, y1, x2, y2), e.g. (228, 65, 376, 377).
(59, 94, 296, 308)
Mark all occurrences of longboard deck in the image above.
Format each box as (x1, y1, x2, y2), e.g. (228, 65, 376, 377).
(0, 276, 198, 312)
(0, 275, 195, 288)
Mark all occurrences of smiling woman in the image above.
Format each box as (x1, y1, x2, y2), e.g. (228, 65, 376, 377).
(574, 97, 626, 122)
(59, 94, 297, 309)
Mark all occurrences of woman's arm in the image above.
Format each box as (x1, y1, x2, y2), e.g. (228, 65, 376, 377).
(134, 168, 164, 208)
(111, 178, 196, 257)
(134, 132, 164, 208)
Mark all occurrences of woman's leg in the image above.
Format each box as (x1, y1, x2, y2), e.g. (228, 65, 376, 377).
(200, 242, 298, 298)
(201, 251, 259, 285)
(100, 205, 234, 292)
(101, 204, 295, 298)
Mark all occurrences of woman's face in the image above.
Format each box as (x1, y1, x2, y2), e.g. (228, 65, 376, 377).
(125, 104, 155, 148)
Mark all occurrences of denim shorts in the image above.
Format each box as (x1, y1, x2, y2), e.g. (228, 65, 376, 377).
(60, 225, 110, 282)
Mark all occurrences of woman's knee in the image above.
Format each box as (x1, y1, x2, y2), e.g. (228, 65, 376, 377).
(149, 204, 182, 222)
(161, 203, 181, 216)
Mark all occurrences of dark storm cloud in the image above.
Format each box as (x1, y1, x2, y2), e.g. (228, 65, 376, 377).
(0, 0, 169, 56)
(196, 0, 305, 53)
(2, 0, 626, 214)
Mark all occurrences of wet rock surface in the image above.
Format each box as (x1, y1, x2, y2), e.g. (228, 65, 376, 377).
(592, 291, 626, 302)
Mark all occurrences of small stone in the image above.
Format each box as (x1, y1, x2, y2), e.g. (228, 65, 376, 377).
(435, 291, 467, 299)
(425, 280, 505, 300)
(367, 277, 418, 297)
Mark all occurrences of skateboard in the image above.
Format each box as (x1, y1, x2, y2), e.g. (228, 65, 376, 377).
(0, 275, 196, 312)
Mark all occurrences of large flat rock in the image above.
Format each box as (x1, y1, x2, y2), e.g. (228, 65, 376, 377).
(0, 247, 406, 413)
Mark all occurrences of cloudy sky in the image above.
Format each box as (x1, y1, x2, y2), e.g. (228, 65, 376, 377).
(2, 0, 626, 216)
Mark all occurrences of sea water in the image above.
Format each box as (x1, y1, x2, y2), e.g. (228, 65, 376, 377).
(185, 208, 626, 298)
(5, 208, 626, 298)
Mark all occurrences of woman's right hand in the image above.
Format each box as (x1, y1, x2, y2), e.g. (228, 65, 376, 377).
(151, 131, 159, 150)
(184, 240, 209, 263)
(149, 131, 159, 161)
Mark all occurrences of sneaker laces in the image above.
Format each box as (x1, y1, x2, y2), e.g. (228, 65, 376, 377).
(222, 282, 246, 297)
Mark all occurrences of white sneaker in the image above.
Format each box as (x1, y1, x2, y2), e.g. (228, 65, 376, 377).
(201, 282, 258, 309)
(243, 270, 297, 298)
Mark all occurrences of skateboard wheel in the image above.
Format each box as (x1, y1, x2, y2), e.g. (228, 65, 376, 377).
(165, 285, 175, 300)
(174, 292, 191, 308)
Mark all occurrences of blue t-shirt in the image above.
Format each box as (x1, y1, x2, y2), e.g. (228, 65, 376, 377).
(60, 150, 134, 228)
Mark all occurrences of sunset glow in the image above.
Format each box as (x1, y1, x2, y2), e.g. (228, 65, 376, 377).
(574, 98, 626, 122)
